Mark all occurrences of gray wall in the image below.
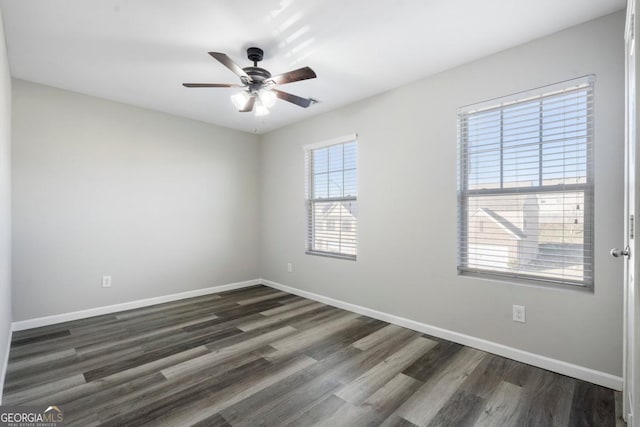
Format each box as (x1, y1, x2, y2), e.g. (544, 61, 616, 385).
(11, 80, 260, 321)
(259, 12, 625, 376)
(0, 8, 12, 398)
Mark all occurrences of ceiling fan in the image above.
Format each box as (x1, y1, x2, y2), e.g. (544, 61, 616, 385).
(182, 47, 317, 116)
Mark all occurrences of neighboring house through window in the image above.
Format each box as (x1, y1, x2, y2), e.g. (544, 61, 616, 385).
(304, 134, 358, 259)
(457, 76, 594, 287)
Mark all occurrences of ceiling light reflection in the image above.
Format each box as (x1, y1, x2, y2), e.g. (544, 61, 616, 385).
(268, 0, 294, 19)
(278, 12, 302, 32)
(285, 26, 310, 44)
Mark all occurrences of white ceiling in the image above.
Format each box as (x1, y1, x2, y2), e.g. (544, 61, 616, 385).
(0, 0, 625, 134)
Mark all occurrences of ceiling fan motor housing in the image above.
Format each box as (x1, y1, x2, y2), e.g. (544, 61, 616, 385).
(244, 47, 272, 87)
(244, 66, 271, 83)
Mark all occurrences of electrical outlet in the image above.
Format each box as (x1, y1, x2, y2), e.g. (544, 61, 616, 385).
(287, 263, 293, 273)
(102, 275, 112, 288)
(512, 305, 525, 323)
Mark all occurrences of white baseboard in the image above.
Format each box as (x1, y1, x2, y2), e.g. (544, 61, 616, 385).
(0, 326, 12, 404)
(11, 279, 261, 332)
(260, 278, 623, 391)
(6, 276, 622, 391)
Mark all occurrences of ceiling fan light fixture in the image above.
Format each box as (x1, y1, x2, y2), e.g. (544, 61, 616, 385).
(184, 48, 317, 115)
(255, 101, 270, 117)
(259, 89, 277, 108)
(231, 91, 250, 109)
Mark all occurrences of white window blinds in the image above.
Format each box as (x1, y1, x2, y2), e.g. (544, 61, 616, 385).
(305, 135, 357, 260)
(457, 76, 594, 287)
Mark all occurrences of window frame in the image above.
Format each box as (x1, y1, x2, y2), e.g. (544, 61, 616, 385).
(457, 76, 595, 289)
(304, 134, 358, 261)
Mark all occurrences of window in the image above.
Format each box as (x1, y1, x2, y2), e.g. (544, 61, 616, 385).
(305, 134, 358, 260)
(457, 76, 594, 288)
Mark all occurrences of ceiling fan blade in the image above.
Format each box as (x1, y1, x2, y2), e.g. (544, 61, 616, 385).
(209, 52, 252, 82)
(182, 83, 242, 88)
(268, 67, 317, 85)
(272, 89, 313, 108)
(239, 96, 256, 112)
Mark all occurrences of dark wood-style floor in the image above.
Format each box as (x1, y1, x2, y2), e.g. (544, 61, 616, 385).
(3, 285, 622, 426)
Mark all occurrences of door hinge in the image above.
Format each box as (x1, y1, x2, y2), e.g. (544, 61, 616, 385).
(630, 214, 635, 239)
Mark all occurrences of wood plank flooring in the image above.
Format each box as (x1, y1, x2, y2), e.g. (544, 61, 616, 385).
(2, 285, 622, 426)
